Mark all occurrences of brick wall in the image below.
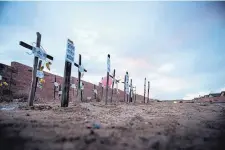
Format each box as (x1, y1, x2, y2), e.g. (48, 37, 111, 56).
(1, 61, 144, 103)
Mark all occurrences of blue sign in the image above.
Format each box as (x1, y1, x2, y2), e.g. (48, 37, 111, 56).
(65, 39, 75, 63)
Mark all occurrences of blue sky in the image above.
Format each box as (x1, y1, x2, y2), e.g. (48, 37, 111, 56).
(0, 1, 225, 100)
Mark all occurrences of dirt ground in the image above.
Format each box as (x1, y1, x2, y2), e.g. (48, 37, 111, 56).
(0, 100, 225, 150)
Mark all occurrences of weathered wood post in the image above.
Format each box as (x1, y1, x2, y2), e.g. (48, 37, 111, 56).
(74, 54, 87, 102)
(34, 60, 42, 98)
(61, 39, 75, 107)
(129, 79, 132, 103)
(149, 82, 151, 101)
(135, 86, 137, 102)
(105, 54, 110, 105)
(28, 33, 41, 106)
(54, 75, 56, 100)
(147, 81, 150, 103)
(144, 77, 146, 103)
(94, 84, 97, 99)
(134, 86, 137, 103)
(101, 77, 104, 100)
(110, 69, 116, 103)
(125, 72, 129, 103)
(123, 74, 126, 102)
(19, 32, 53, 106)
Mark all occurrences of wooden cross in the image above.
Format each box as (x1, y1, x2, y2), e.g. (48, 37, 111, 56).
(129, 79, 133, 103)
(121, 71, 129, 102)
(105, 54, 110, 105)
(100, 77, 104, 100)
(144, 77, 146, 103)
(133, 86, 137, 102)
(19, 32, 53, 106)
(74, 54, 87, 102)
(109, 69, 115, 103)
(93, 84, 97, 99)
(147, 81, 150, 103)
(110, 73, 121, 96)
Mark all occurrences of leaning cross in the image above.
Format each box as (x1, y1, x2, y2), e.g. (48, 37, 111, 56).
(74, 54, 87, 102)
(19, 32, 53, 106)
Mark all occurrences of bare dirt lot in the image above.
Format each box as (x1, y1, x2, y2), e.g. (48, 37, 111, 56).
(0, 101, 225, 150)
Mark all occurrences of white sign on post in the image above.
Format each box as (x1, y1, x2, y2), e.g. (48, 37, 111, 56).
(36, 70, 44, 78)
(32, 47, 47, 60)
(65, 39, 75, 63)
(107, 57, 110, 73)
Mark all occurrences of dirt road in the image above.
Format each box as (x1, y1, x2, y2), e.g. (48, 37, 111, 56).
(0, 101, 225, 150)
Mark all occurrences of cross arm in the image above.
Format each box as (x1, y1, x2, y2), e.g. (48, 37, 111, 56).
(19, 41, 54, 61)
(74, 63, 87, 72)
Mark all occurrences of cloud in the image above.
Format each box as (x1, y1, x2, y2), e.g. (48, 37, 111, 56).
(157, 63, 175, 73)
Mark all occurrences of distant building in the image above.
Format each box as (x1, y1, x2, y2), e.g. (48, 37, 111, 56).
(209, 93, 221, 98)
(204, 95, 209, 98)
(221, 91, 225, 97)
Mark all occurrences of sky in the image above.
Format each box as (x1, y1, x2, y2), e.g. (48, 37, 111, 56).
(0, 1, 225, 100)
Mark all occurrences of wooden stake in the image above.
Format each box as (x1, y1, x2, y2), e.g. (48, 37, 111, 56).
(72, 78, 75, 96)
(110, 69, 115, 103)
(105, 54, 110, 105)
(61, 39, 74, 107)
(101, 77, 104, 100)
(147, 81, 150, 103)
(129, 79, 132, 103)
(34, 60, 42, 98)
(54, 75, 56, 100)
(144, 77, 146, 103)
(134, 86, 137, 102)
(123, 74, 126, 102)
(126, 72, 129, 103)
(94, 84, 97, 99)
(61, 61, 72, 107)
